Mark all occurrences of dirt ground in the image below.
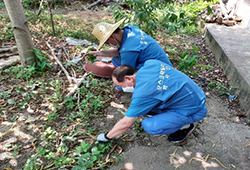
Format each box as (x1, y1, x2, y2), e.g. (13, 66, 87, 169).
(1, 4, 250, 170)
(106, 93, 250, 170)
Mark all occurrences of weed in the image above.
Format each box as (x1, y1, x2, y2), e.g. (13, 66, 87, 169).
(73, 141, 111, 169)
(4, 65, 37, 80)
(112, 0, 214, 37)
(46, 105, 62, 121)
(208, 82, 232, 96)
(16, 87, 25, 93)
(0, 23, 14, 40)
(22, 92, 31, 101)
(1, 110, 8, 119)
(165, 46, 180, 56)
(64, 96, 77, 109)
(10, 114, 19, 122)
(7, 99, 16, 105)
(49, 80, 64, 101)
(87, 54, 98, 63)
(0, 1, 5, 9)
(133, 120, 143, 133)
(0, 91, 11, 99)
(178, 46, 199, 75)
(27, 48, 52, 72)
(18, 101, 28, 109)
(200, 64, 214, 71)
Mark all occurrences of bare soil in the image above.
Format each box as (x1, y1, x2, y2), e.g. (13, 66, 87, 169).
(0, 4, 250, 170)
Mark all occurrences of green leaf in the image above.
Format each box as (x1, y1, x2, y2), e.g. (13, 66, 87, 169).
(179, 12, 185, 18)
(82, 152, 91, 159)
(169, 27, 175, 34)
(81, 142, 91, 152)
(27, 56, 34, 61)
(208, 82, 216, 88)
(192, 46, 199, 52)
(7, 99, 15, 105)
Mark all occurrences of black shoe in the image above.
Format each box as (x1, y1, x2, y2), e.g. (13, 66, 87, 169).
(146, 111, 158, 117)
(168, 124, 195, 143)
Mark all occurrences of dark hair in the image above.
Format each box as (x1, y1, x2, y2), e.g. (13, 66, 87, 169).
(113, 27, 121, 34)
(112, 65, 137, 82)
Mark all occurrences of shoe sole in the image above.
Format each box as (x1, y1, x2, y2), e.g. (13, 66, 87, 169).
(169, 124, 196, 144)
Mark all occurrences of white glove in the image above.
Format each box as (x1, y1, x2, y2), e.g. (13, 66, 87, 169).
(97, 133, 111, 142)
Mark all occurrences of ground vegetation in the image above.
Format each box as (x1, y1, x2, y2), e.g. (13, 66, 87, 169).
(0, 1, 248, 169)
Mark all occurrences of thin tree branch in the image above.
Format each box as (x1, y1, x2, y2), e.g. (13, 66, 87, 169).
(46, 42, 72, 83)
(86, 0, 103, 9)
(37, 0, 45, 16)
(66, 72, 88, 98)
(46, 0, 55, 36)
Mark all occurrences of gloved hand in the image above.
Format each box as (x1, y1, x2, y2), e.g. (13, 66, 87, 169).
(97, 133, 111, 142)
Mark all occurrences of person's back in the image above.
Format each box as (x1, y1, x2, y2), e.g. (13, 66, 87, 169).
(133, 59, 206, 115)
(91, 19, 172, 70)
(118, 25, 172, 69)
(103, 60, 207, 143)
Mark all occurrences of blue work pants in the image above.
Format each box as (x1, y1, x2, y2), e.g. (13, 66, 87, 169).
(141, 105, 207, 135)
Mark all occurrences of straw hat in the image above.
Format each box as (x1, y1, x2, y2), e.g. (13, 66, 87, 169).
(92, 18, 126, 51)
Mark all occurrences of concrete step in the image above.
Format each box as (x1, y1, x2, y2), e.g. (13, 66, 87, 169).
(204, 1, 250, 117)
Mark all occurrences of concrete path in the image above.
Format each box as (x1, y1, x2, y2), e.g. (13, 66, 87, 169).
(110, 96, 250, 170)
(204, 0, 250, 116)
(204, 24, 250, 116)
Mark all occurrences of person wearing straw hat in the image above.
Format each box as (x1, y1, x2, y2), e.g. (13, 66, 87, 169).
(96, 59, 207, 143)
(89, 18, 172, 91)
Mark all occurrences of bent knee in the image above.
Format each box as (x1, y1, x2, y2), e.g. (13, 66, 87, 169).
(141, 118, 159, 134)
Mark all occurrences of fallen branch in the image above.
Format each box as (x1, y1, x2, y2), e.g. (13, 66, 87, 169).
(46, 42, 72, 83)
(86, 0, 103, 9)
(52, 47, 62, 71)
(65, 72, 88, 97)
(36, 0, 45, 16)
(62, 45, 70, 61)
(0, 53, 18, 58)
(0, 46, 17, 53)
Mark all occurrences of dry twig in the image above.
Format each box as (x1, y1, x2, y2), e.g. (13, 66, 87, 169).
(65, 72, 88, 97)
(246, 140, 250, 147)
(46, 42, 72, 83)
(86, 0, 103, 9)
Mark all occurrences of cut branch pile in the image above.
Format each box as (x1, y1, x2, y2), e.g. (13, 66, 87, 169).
(0, 46, 18, 58)
(46, 42, 89, 97)
(201, 0, 242, 26)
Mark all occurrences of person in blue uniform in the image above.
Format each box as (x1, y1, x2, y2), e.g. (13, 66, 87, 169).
(97, 59, 207, 143)
(90, 18, 172, 90)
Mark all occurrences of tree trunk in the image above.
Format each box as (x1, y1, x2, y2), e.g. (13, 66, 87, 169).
(3, 0, 35, 67)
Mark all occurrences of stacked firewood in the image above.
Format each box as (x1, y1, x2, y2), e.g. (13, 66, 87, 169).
(201, 0, 242, 26)
(0, 45, 18, 59)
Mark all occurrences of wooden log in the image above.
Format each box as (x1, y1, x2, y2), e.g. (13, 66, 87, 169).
(219, 0, 229, 19)
(233, 16, 242, 22)
(222, 20, 236, 26)
(0, 46, 17, 53)
(0, 53, 18, 58)
(216, 9, 223, 24)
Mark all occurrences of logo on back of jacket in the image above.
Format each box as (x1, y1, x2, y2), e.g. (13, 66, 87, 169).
(157, 63, 171, 91)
